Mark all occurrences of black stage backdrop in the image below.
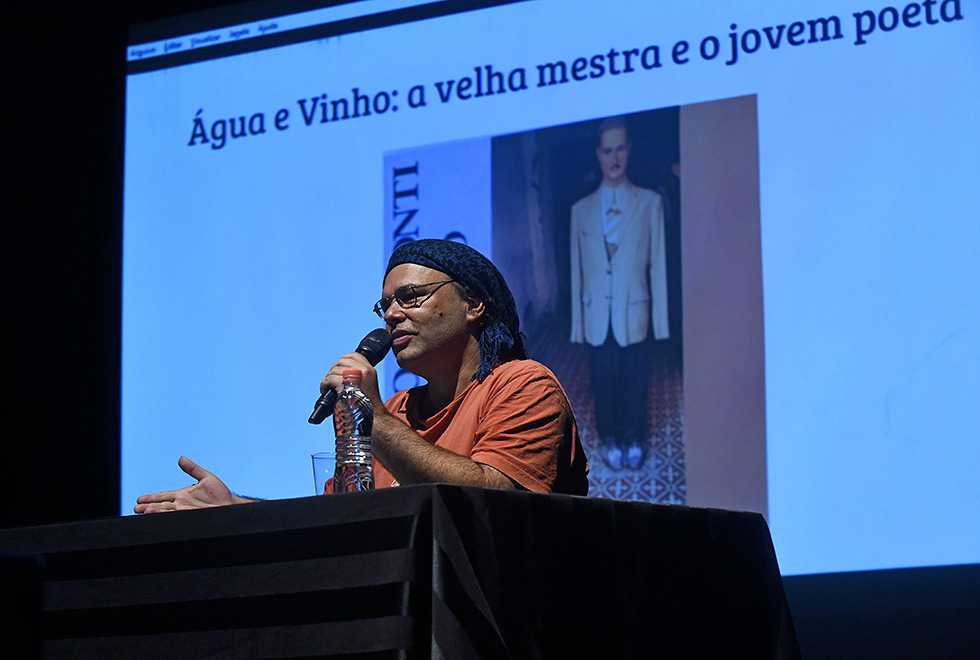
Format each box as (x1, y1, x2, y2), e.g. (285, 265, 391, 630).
(6, 3, 978, 659)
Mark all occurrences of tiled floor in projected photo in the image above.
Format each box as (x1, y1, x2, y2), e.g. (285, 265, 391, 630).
(526, 319, 685, 503)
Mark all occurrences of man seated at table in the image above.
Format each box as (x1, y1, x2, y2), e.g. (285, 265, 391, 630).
(135, 239, 589, 513)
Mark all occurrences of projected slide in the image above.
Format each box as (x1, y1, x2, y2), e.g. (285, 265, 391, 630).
(381, 97, 765, 507)
(122, 0, 979, 576)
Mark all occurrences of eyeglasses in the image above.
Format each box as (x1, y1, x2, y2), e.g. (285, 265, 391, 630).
(373, 279, 456, 319)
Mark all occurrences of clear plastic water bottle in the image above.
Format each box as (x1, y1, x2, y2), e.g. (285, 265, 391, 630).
(333, 369, 374, 492)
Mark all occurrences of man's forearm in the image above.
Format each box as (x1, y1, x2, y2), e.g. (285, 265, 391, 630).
(371, 410, 516, 489)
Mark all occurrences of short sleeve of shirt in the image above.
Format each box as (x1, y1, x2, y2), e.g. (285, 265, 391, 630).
(467, 363, 580, 493)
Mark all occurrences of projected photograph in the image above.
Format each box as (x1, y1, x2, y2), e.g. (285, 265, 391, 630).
(384, 95, 765, 510)
(491, 109, 684, 502)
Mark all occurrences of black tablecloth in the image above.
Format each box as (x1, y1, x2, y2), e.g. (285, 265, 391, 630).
(0, 485, 799, 659)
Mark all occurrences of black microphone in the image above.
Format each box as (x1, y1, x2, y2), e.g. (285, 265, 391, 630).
(308, 328, 392, 424)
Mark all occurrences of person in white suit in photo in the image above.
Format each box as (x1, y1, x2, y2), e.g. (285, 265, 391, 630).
(570, 116, 669, 470)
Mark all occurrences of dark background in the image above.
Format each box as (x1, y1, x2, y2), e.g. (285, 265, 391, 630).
(8, 0, 248, 530)
(6, 2, 978, 658)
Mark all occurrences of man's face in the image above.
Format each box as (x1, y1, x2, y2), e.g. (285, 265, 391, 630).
(596, 127, 630, 185)
(380, 263, 473, 376)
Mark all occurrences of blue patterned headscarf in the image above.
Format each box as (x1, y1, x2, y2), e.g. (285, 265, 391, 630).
(385, 238, 526, 381)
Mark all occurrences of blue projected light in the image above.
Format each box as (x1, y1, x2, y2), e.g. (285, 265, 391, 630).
(122, 0, 980, 576)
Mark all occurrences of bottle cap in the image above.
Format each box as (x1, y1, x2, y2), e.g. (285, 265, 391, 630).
(342, 369, 363, 382)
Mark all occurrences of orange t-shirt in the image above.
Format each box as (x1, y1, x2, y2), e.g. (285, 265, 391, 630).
(374, 360, 589, 495)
